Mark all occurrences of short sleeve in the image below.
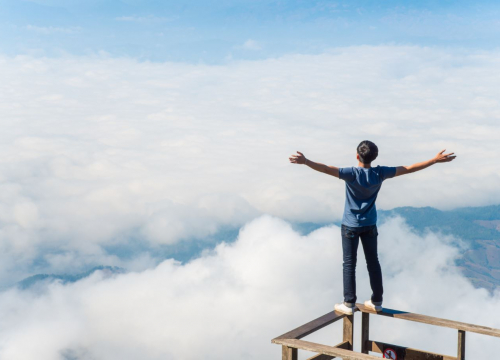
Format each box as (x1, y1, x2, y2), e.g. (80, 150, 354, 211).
(380, 166, 397, 181)
(339, 167, 356, 182)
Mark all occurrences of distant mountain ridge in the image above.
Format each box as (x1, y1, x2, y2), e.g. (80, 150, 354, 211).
(16, 205, 500, 293)
(378, 205, 500, 292)
(17, 266, 125, 290)
(378, 205, 500, 245)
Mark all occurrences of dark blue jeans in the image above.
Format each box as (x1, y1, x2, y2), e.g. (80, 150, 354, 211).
(341, 224, 383, 307)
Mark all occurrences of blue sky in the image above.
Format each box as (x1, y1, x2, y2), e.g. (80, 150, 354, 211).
(1, 0, 500, 62)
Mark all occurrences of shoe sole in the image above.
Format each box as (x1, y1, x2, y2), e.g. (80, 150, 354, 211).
(334, 304, 355, 315)
(364, 301, 382, 312)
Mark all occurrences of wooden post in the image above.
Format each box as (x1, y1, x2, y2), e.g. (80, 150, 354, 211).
(361, 313, 370, 354)
(282, 345, 298, 360)
(457, 330, 466, 360)
(343, 315, 354, 350)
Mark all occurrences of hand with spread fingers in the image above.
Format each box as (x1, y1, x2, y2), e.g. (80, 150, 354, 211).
(289, 151, 306, 165)
(395, 148, 457, 176)
(289, 151, 339, 176)
(433, 149, 457, 163)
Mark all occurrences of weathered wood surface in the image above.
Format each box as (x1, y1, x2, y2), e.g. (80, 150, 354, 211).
(369, 340, 457, 360)
(457, 330, 466, 360)
(334, 340, 350, 350)
(275, 338, 382, 360)
(305, 341, 349, 360)
(356, 303, 500, 338)
(272, 310, 346, 341)
(306, 355, 334, 360)
(361, 313, 369, 354)
(343, 315, 354, 350)
(282, 345, 298, 360)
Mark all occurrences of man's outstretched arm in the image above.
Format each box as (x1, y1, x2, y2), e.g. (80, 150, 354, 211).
(395, 149, 456, 177)
(289, 151, 340, 178)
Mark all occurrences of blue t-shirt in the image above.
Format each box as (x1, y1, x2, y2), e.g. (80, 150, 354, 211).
(338, 165, 397, 227)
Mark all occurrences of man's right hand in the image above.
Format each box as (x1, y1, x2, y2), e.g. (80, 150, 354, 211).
(433, 149, 456, 163)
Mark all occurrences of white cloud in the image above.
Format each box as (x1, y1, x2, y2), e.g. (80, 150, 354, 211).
(0, 216, 499, 359)
(238, 39, 262, 50)
(0, 46, 499, 283)
(115, 15, 175, 23)
(25, 25, 82, 34)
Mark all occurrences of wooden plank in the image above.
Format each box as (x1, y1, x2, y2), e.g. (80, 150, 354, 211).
(343, 315, 354, 350)
(361, 313, 369, 354)
(369, 340, 457, 360)
(272, 310, 347, 341)
(335, 340, 350, 350)
(282, 345, 298, 360)
(356, 303, 500, 338)
(306, 355, 333, 360)
(275, 338, 382, 360)
(457, 330, 466, 360)
(305, 340, 349, 360)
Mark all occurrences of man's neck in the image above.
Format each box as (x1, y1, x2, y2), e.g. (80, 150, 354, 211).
(358, 162, 371, 168)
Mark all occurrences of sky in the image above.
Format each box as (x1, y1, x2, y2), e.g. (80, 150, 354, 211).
(0, 1, 500, 359)
(1, 0, 500, 62)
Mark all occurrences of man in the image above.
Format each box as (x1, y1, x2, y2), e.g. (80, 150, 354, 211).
(288, 141, 456, 314)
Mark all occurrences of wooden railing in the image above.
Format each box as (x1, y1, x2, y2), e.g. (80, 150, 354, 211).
(272, 303, 500, 360)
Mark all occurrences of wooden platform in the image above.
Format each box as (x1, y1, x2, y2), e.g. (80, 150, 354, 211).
(272, 304, 500, 360)
(355, 303, 500, 338)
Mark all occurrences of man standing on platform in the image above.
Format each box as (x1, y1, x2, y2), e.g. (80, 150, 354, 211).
(289, 141, 456, 314)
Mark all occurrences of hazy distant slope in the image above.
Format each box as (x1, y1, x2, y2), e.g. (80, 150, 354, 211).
(15, 205, 500, 293)
(294, 205, 500, 292)
(379, 205, 500, 292)
(378, 205, 500, 245)
(17, 266, 125, 290)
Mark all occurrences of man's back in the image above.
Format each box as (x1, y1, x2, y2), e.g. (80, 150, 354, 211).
(289, 142, 456, 314)
(339, 165, 397, 227)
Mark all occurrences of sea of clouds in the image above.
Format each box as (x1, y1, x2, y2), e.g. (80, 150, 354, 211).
(0, 216, 499, 359)
(0, 45, 499, 358)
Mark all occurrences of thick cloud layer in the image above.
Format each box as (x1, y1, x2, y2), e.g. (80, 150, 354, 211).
(0, 215, 499, 359)
(0, 46, 499, 283)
